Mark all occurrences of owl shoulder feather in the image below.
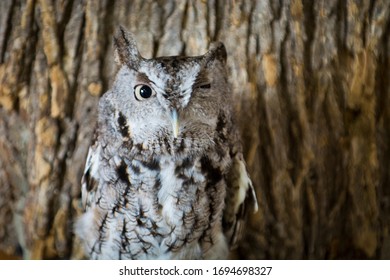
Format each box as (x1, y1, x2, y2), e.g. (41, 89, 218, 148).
(81, 137, 101, 210)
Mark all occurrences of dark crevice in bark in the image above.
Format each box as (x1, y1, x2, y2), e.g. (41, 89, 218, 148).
(205, 0, 212, 43)
(21, 16, 40, 117)
(256, 89, 276, 257)
(57, 0, 74, 61)
(179, 0, 189, 56)
(302, 0, 315, 118)
(212, 0, 224, 41)
(67, 12, 85, 119)
(0, 0, 16, 64)
(377, 11, 390, 260)
(245, 0, 255, 65)
(100, 0, 116, 94)
(340, 0, 349, 53)
(15, 0, 37, 114)
(279, 22, 300, 186)
(270, 0, 283, 22)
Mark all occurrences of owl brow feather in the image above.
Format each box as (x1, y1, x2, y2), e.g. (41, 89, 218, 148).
(136, 72, 153, 85)
(192, 69, 211, 89)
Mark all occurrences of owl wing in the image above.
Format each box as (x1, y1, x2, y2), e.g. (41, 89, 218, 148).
(80, 142, 102, 210)
(223, 153, 258, 249)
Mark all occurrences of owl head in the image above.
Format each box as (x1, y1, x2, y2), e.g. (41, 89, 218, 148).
(100, 26, 232, 156)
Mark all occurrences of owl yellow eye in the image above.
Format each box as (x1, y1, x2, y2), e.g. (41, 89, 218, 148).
(134, 84, 155, 100)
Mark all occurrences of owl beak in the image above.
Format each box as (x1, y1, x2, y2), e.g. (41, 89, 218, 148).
(170, 109, 179, 139)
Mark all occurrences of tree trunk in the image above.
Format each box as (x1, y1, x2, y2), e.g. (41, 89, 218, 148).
(0, 0, 389, 259)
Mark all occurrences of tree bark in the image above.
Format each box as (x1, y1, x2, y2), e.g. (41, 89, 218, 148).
(0, 0, 389, 259)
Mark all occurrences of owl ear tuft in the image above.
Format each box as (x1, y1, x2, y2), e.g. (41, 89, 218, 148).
(203, 42, 227, 67)
(113, 26, 141, 69)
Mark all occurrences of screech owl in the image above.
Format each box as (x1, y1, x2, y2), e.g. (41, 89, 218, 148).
(75, 26, 258, 260)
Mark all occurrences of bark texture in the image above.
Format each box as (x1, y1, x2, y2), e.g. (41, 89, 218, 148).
(0, 0, 389, 259)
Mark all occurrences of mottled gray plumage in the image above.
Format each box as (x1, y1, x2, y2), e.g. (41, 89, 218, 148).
(75, 26, 257, 260)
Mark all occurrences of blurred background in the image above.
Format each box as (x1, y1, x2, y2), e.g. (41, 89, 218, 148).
(0, 0, 389, 259)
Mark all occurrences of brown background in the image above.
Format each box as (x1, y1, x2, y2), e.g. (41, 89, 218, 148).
(0, 0, 389, 259)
